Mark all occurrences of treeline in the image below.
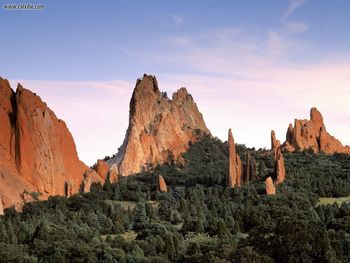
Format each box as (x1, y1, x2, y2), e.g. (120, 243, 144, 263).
(0, 136, 349, 262)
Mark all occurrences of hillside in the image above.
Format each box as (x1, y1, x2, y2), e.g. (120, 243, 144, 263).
(1, 137, 349, 262)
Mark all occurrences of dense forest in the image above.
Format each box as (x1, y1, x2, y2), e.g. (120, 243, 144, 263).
(1, 136, 350, 262)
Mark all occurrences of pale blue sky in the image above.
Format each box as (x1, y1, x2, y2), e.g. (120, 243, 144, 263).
(1, 0, 350, 164)
(1, 0, 349, 80)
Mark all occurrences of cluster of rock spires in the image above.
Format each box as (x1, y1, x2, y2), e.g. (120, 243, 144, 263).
(264, 131, 286, 195)
(227, 129, 257, 188)
(283, 107, 350, 154)
(107, 74, 211, 176)
(1, 73, 349, 212)
(227, 128, 286, 195)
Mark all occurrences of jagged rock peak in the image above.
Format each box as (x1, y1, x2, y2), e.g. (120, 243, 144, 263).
(271, 130, 280, 152)
(227, 129, 243, 188)
(0, 77, 101, 209)
(283, 107, 350, 154)
(108, 74, 211, 176)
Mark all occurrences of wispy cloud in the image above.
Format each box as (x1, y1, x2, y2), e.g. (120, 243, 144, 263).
(171, 14, 184, 25)
(284, 0, 307, 18)
(286, 22, 309, 34)
(159, 27, 350, 148)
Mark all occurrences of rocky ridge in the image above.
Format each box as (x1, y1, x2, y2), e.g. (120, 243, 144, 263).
(283, 107, 350, 154)
(0, 77, 102, 209)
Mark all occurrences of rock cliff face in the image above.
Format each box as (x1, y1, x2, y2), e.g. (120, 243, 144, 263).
(284, 107, 350, 154)
(108, 164, 119, 183)
(0, 77, 99, 209)
(157, 175, 168, 192)
(227, 129, 243, 188)
(96, 160, 109, 181)
(108, 74, 210, 176)
(94, 160, 119, 184)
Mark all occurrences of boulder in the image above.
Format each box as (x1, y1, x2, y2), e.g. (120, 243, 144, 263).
(265, 177, 276, 195)
(157, 175, 168, 192)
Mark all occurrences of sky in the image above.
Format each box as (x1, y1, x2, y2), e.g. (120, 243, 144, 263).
(1, 0, 350, 165)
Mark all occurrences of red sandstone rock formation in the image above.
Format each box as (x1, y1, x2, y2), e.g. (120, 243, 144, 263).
(108, 74, 210, 176)
(96, 159, 109, 181)
(109, 164, 119, 183)
(271, 130, 280, 152)
(0, 196, 4, 215)
(64, 181, 74, 197)
(157, 175, 168, 192)
(274, 146, 286, 186)
(243, 152, 256, 184)
(0, 77, 99, 209)
(265, 177, 276, 195)
(284, 107, 350, 154)
(271, 130, 286, 185)
(227, 129, 243, 188)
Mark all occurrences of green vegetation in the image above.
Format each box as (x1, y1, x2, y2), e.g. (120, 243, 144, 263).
(0, 136, 350, 262)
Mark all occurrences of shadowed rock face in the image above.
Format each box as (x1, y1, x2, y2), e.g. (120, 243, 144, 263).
(227, 129, 242, 188)
(108, 74, 210, 176)
(284, 107, 350, 154)
(0, 77, 100, 209)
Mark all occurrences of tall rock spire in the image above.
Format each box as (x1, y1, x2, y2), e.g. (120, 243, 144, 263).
(274, 146, 286, 186)
(108, 74, 211, 176)
(227, 129, 242, 188)
(271, 130, 286, 186)
(271, 130, 280, 153)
